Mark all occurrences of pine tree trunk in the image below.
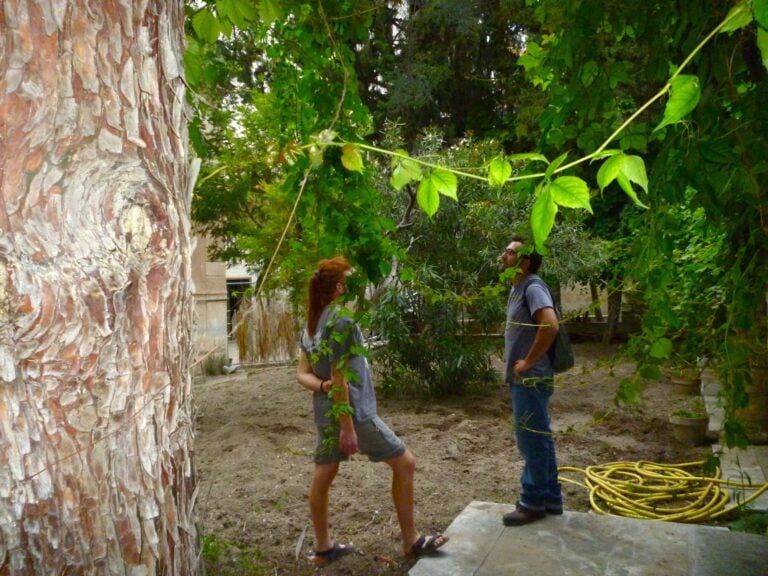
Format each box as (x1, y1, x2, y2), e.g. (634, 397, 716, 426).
(0, 1, 197, 574)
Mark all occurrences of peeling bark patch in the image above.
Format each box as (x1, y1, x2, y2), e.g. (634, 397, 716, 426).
(98, 127, 123, 154)
(71, 12, 99, 93)
(0, 345, 17, 382)
(0, 262, 8, 321)
(122, 205, 152, 252)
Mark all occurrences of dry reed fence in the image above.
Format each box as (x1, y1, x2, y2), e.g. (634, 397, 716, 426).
(233, 297, 298, 364)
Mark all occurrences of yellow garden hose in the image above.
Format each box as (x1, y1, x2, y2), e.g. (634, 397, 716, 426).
(558, 460, 768, 523)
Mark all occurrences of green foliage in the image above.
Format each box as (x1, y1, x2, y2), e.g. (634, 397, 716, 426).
(370, 287, 499, 397)
(730, 511, 768, 535)
(670, 396, 707, 418)
(516, 0, 768, 445)
(183, 0, 767, 433)
(201, 534, 268, 576)
(187, 0, 397, 292)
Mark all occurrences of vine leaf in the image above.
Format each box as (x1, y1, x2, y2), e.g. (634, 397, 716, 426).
(192, 9, 222, 43)
(259, 0, 283, 23)
(597, 153, 649, 208)
(341, 144, 364, 173)
(550, 176, 593, 212)
(581, 60, 599, 87)
(488, 156, 512, 187)
(755, 0, 768, 29)
(639, 364, 662, 380)
(617, 378, 642, 404)
(591, 149, 622, 161)
(184, 39, 204, 87)
(217, 0, 259, 28)
(417, 178, 439, 217)
(531, 183, 556, 254)
(620, 155, 649, 195)
(545, 151, 569, 179)
(431, 169, 458, 199)
(389, 150, 422, 190)
(758, 28, 768, 72)
(720, 1, 754, 33)
(650, 337, 674, 359)
(654, 75, 701, 132)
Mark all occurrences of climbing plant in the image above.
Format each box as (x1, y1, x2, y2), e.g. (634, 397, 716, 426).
(511, 0, 768, 445)
(184, 1, 768, 437)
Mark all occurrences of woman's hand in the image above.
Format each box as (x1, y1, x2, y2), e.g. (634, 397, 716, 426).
(339, 426, 358, 455)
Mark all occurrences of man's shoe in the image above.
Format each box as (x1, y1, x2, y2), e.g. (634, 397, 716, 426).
(545, 503, 564, 515)
(502, 503, 546, 526)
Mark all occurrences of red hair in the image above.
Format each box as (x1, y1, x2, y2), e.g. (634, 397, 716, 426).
(307, 256, 352, 334)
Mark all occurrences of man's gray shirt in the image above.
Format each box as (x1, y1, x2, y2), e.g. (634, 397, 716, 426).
(504, 274, 555, 383)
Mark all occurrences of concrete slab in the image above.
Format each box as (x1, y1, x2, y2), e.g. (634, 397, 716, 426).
(715, 445, 768, 511)
(409, 501, 768, 576)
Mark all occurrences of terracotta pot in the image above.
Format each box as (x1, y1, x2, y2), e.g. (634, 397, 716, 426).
(668, 370, 701, 395)
(669, 414, 709, 445)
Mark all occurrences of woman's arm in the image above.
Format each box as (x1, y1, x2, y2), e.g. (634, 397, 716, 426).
(331, 362, 358, 455)
(296, 352, 331, 394)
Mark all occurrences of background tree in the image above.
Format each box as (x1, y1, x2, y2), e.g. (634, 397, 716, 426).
(356, 0, 535, 147)
(0, 2, 197, 573)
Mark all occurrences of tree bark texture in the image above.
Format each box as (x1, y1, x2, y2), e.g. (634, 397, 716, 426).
(0, 1, 197, 574)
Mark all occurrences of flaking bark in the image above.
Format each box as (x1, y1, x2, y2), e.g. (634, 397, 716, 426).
(0, 1, 197, 574)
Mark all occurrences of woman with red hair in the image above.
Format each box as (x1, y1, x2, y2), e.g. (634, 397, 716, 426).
(297, 256, 449, 566)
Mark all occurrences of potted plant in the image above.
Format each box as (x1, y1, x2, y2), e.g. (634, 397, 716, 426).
(669, 396, 709, 445)
(667, 359, 703, 395)
(664, 338, 705, 395)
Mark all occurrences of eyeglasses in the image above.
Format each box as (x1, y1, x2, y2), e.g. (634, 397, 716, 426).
(503, 248, 517, 255)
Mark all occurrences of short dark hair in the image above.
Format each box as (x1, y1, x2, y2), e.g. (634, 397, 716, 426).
(511, 236, 543, 273)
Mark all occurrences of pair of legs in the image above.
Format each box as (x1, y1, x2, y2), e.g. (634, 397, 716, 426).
(309, 448, 420, 555)
(510, 380, 562, 511)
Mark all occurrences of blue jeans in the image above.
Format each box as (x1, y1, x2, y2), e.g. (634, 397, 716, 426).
(510, 381, 562, 510)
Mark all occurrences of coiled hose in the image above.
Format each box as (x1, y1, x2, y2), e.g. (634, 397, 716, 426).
(559, 460, 768, 523)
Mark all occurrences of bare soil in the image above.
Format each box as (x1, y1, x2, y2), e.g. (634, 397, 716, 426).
(194, 342, 709, 575)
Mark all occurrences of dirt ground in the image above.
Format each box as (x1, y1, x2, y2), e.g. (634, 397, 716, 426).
(194, 341, 710, 575)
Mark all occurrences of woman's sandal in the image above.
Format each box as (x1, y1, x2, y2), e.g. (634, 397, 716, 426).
(311, 542, 355, 566)
(409, 533, 449, 557)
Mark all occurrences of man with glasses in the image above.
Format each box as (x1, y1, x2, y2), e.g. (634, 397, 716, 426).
(500, 237, 564, 525)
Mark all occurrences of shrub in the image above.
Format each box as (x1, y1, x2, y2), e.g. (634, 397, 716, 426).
(203, 353, 228, 376)
(370, 288, 499, 397)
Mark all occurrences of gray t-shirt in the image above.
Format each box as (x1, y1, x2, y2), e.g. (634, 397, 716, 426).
(300, 306, 378, 426)
(504, 275, 555, 383)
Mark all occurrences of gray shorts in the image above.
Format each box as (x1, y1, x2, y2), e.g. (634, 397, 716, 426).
(314, 415, 406, 464)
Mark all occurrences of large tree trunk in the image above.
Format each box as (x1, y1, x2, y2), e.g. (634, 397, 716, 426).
(0, 2, 197, 574)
